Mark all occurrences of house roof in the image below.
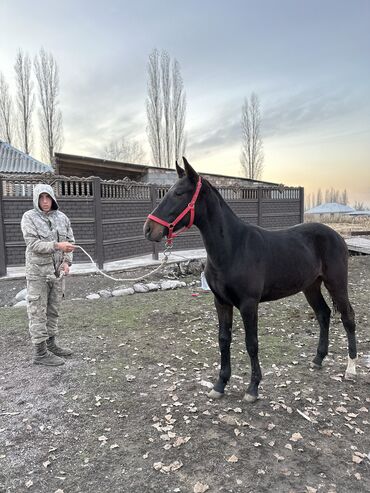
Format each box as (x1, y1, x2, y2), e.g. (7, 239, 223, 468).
(0, 140, 53, 174)
(305, 202, 356, 214)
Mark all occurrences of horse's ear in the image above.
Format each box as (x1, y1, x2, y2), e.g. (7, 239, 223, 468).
(176, 161, 185, 178)
(182, 157, 199, 183)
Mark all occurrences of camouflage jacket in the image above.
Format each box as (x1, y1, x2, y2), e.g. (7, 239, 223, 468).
(21, 184, 75, 280)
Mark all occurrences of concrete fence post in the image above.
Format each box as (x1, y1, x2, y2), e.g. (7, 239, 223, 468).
(299, 187, 305, 223)
(257, 187, 263, 226)
(92, 177, 104, 269)
(0, 176, 7, 277)
(0, 177, 6, 277)
(150, 184, 159, 260)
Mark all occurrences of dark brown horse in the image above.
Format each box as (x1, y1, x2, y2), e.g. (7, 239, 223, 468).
(144, 158, 357, 402)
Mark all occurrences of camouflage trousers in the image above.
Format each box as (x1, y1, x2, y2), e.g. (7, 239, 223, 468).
(26, 277, 64, 344)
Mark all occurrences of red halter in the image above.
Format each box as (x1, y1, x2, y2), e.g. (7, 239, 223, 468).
(148, 177, 202, 246)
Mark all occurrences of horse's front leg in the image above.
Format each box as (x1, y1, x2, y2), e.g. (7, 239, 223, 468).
(208, 298, 233, 399)
(240, 300, 262, 403)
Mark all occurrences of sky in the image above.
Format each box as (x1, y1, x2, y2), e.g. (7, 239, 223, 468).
(1, 0, 369, 206)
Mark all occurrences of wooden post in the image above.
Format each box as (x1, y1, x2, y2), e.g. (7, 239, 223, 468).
(0, 177, 7, 277)
(92, 177, 104, 269)
(257, 187, 263, 226)
(150, 184, 159, 260)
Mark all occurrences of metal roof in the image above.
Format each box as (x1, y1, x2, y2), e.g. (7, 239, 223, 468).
(0, 140, 54, 174)
(305, 202, 356, 214)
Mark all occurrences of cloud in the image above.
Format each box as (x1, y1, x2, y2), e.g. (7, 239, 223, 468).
(262, 87, 362, 139)
(187, 84, 368, 163)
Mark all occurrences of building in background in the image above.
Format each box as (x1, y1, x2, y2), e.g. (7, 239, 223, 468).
(54, 152, 280, 189)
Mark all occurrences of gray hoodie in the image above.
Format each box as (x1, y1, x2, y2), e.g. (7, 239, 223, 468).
(21, 184, 75, 280)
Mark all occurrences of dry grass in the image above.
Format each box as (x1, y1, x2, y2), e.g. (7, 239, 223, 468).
(305, 215, 370, 238)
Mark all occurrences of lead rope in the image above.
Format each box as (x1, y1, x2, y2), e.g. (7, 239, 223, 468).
(62, 244, 173, 283)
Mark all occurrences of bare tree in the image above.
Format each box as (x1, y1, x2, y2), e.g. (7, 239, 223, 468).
(325, 187, 342, 203)
(353, 201, 368, 211)
(104, 136, 145, 163)
(341, 189, 348, 205)
(161, 51, 173, 168)
(316, 188, 323, 206)
(34, 48, 63, 163)
(146, 49, 163, 167)
(316, 188, 349, 206)
(172, 59, 186, 161)
(240, 93, 264, 180)
(14, 50, 34, 154)
(0, 72, 15, 144)
(146, 49, 187, 168)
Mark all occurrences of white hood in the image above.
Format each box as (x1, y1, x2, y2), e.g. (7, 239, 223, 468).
(33, 183, 59, 212)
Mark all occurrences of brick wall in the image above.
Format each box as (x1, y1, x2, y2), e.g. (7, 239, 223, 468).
(101, 198, 153, 261)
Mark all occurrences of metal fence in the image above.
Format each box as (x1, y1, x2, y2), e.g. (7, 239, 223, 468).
(0, 174, 304, 277)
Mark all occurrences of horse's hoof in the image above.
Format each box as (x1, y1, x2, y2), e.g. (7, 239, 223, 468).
(344, 371, 357, 382)
(243, 393, 258, 403)
(208, 389, 224, 399)
(310, 361, 322, 370)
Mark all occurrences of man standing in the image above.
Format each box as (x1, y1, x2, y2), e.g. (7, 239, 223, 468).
(21, 183, 75, 366)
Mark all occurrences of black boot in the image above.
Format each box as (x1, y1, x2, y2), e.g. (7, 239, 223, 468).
(47, 336, 73, 357)
(33, 341, 65, 366)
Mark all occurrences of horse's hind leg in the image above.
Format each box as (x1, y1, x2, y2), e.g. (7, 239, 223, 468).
(303, 280, 331, 368)
(325, 285, 357, 380)
(208, 298, 233, 399)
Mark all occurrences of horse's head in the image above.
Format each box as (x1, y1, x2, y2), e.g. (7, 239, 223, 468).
(144, 158, 202, 243)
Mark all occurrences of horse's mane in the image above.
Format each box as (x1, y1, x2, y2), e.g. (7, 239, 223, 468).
(201, 175, 241, 221)
(201, 176, 224, 202)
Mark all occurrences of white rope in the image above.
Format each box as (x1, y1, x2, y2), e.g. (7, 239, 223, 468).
(169, 252, 194, 261)
(72, 244, 173, 282)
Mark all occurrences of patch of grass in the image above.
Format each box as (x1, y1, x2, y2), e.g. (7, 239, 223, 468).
(259, 333, 302, 365)
(0, 307, 27, 329)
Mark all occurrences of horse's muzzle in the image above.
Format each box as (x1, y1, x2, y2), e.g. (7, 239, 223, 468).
(143, 219, 165, 242)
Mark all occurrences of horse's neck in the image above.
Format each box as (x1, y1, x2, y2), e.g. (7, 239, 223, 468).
(197, 187, 243, 265)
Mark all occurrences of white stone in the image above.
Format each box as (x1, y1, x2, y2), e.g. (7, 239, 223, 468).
(111, 288, 135, 297)
(86, 293, 100, 300)
(160, 280, 186, 290)
(133, 283, 149, 293)
(15, 288, 27, 301)
(13, 299, 27, 307)
(98, 289, 112, 298)
(146, 283, 160, 291)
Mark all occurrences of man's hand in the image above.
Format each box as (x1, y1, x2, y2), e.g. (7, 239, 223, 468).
(61, 262, 70, 275)
(55, 242, 75, 253)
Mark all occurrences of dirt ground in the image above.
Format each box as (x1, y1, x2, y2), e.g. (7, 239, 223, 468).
(0, 256, 369, 493)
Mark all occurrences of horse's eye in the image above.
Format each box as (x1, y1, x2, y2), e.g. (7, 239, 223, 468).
(174, 190, 184, 197)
